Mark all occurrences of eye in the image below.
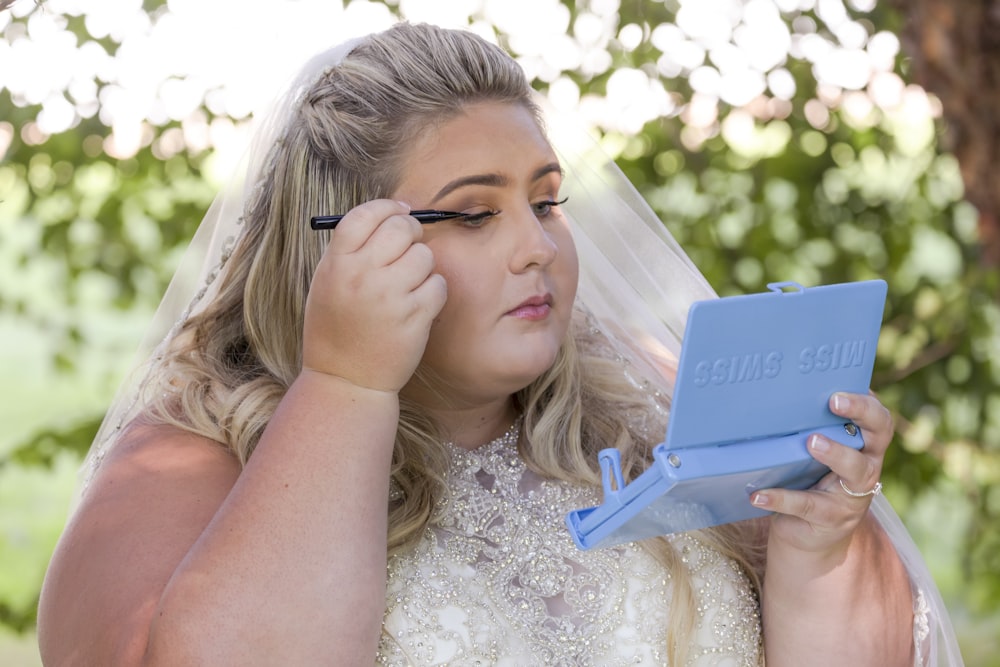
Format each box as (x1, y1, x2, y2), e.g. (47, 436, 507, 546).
(531, 196, 569, 218)
(456, 209, 500, 227)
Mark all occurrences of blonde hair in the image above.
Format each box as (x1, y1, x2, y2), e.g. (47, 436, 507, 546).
(143, 22, 763, 664)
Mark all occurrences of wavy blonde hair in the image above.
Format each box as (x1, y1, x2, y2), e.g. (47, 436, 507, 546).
(144, 22, 765, 664)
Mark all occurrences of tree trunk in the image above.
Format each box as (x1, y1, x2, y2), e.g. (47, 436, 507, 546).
(891, 0, 1000, 265)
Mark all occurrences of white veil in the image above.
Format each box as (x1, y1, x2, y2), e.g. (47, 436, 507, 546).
(80, 28, 964, 667)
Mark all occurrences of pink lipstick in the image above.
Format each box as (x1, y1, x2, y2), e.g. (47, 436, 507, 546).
(507, 295, 552, 321)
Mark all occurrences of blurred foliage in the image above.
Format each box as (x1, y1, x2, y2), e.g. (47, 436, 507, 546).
(2, 0, 999, 656)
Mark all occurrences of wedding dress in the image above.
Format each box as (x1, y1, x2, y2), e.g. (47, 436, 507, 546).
(377, 420, 763, 666)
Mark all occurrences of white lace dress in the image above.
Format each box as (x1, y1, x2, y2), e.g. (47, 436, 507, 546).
(377, 423, 763, 666)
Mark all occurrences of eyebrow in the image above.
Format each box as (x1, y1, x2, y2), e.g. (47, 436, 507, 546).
(430, 162, 563, 204)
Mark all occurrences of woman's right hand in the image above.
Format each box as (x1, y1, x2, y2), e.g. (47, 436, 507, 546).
(302, 199, 447, 393)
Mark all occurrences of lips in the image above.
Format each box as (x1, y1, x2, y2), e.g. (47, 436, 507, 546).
(507, 294, 553, 320)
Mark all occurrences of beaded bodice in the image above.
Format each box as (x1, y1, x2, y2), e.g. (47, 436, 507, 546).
(377, 421, 762, 666)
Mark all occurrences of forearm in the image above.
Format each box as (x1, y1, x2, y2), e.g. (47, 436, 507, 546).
(762, 512, 914, 667)
(145, 370, 397, 665)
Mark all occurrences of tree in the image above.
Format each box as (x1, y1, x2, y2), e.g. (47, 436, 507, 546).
(891, 0, 1000, 265)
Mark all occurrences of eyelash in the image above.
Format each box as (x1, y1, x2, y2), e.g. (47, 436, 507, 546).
(457, 197, 569, 227)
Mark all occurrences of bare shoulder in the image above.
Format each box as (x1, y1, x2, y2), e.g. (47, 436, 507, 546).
(37, 422, 241, 666)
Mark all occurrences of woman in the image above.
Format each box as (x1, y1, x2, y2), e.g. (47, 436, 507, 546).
(37, 22, 959, 666)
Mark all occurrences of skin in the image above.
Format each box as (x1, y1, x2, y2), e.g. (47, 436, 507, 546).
(392, 103, 579, 445)
(37, 101, 913, 665)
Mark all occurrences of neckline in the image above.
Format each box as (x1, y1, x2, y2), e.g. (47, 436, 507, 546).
(444, 415, 523, 455)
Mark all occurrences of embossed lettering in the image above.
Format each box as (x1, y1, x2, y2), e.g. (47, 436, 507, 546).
(693, 352, 782, 387)
(799, 340, 866, 374)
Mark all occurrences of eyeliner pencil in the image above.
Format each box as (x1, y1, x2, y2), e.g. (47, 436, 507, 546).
(311, 209, 467, 230)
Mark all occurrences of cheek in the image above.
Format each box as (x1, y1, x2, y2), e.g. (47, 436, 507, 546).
(425, 247, 487, 332)
(556, 229, 581, 300)
(427, 234, 503, 298)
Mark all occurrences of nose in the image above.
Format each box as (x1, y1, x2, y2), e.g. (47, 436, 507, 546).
(509, 205, 558, 272)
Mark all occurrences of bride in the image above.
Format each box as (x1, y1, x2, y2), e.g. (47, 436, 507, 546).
(38, 21, 961, 666)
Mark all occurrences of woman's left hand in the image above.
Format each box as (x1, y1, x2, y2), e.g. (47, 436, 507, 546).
(750, 391, 893, 555)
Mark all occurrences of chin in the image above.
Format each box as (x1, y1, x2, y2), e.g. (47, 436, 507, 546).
(501, 344, 563, 389)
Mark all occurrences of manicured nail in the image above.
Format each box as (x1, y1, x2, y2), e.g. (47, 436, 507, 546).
(809, 434, 830, 453)
(752, 493, 770, 507)
(832, 393, 850, 413)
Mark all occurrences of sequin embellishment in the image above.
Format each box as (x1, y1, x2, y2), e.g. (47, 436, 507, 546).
(377, 420, 762, 665)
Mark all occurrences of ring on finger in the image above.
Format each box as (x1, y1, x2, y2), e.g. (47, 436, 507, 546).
(839, 478, 882, 498)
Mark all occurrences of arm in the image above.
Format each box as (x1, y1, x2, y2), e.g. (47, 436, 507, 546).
(143, 374, 402, 665)
(753, 392, 914, 666)
(39, 383, 395, 667)
(37, 200, 445, 665)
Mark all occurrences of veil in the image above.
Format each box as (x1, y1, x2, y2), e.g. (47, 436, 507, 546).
(78, 28, 964, 667)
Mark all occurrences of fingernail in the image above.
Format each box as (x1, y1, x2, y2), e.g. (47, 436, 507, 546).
(809, 434, 830, 453)
(832, 393, 850, 412)
(752, 493, 770, 507)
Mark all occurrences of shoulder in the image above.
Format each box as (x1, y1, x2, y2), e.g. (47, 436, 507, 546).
(77, 421, 242, 523)
(97, 420, 241, 485)
(37, 422, 241, 666)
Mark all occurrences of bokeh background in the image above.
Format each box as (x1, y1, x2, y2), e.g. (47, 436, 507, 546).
(2, 0, 998, 664)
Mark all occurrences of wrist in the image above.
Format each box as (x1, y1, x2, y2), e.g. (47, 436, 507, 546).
(298, 367, 402, 402)
(291, 369, 402, 431)
(763, 512, 884, 606)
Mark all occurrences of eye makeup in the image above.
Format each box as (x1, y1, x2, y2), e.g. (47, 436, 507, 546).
(311, 197, 568, 231)
(311, 209, 469, 230)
